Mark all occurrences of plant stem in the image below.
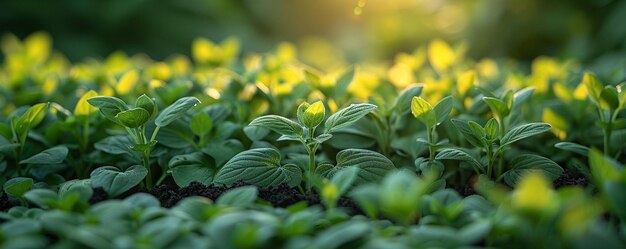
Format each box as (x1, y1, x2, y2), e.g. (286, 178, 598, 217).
(486, 146, 494, 178)
(306, 127, 315, 193)
(137, 127, 153, 190)
(427, 126, 436, 162)
(604, 110, 613, 156)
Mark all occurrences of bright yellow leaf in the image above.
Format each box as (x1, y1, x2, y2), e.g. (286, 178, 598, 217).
(542, 108, 568, 140)
(116, 70, 139, 95)
(457, 70, 476, 97)
(192, 38, 215, 63)
(428, 39, 455, 73)
(512, 172, 555, 211)
(74, 90, 99, 116)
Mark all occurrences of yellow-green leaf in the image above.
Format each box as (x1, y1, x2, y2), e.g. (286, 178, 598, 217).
(411, 96, 436, 127)
(428, 39, 455, 73)
(74, 90, 99, 116)
(116, 70, 139, 95)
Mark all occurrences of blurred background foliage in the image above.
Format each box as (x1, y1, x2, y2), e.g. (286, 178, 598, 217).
(0, 0, 625, 64)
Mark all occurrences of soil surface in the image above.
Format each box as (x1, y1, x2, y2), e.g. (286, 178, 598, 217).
(554, 169, 589, 188)
(87, 181, 364, 214)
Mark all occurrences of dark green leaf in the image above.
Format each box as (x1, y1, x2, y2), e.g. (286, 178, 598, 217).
(501, 122, 551, 147)
(436, 148, 484, 173)
(191, 112, 213, 137)
(169, 152, 217, 187)
(90, 165, 148, 197)
(20, 146, 68, 165)
(433, 96, 454, 125)
(216, 186, 258, 207)
(325, 103, 377, 133)
(317, 149, 395, 184)
(502, 154, 563, 186)
(451, 119, 486, 148)
(155, 97, 200, 127)
(555, 142, 589, 156)
(483, 97, 509, 120)
(3, 177, 33, 197)
(135, 94, 158, 120)
(214, 148, 302, 187)
(395, 85, 424, 115)
(249, 115, 303, 137)
(116, 108, 150, 128)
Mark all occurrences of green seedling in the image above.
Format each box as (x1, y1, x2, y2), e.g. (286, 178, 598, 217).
(88, 94, 200, 189)
(411, 96, 453, 175)
(216, 100, 381, 193)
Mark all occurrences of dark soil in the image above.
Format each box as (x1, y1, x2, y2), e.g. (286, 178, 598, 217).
(86, 181, 364, 215)
(452, 184, 476, 197)
(554, 169, 589, 188)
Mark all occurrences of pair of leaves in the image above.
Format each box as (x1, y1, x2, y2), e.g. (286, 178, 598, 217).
(89, 95, 199, 129)
(316, 149, 395, 185)
(453, 119, 550, 149)
(249, 103, 377, 138)
(213, 148, 302, 187)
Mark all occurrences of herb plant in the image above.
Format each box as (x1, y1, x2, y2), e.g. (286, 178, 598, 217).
(87, 94, 200, 190)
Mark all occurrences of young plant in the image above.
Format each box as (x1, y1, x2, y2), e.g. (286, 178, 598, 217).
(214, 101, 389, 193)
(582, 72, 626, 156)
(87, 94, 200, 189)
(1, 103, 50, 176)
(438, 118, 562, 186)
(411, 96, 453, 175)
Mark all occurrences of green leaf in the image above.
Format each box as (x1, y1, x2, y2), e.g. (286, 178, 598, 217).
(214, 148, 302, 187)
(589, 149, 622, 182)
(59, 179, 93, 202)
(3, 177, 33, 197)
(582, 72, 603, 106)
(191, 112, 213, 137)
(411, 96, 436, 127)
(14, 103, 49, 139)
(502, 154, 563, 186)
(135, 94, 158, 120)
(334, 66, 355, 98)
(155, 97, 200, 127)
(115, 108, 150, 128)
(394, 85, 424, 115)
(316, 149, 395, 184)
(90, 165, 148, 197)
(433, 96, 454, 125)
(296, 102, 310, 125)
(483, 97, 509, 120)
(484, 118, 499, 140)
(325, 103, 377, 133)
(500, 122, 551, 147)
(330, 166, 359, 194)
(20, 146, 68, 164)
(554, 142, 589, 156)
(436, 148, 484, 173)
(87, 96, 129, 125)
(169, 152, 217, 187)
(513, 87, 535, 107)
(216, 186, 258, 207)
(600, 86, 620, 110)
(23, 189, 59, 209)
(249, 115, 303, 137)
(451, 119, 486, 148)
(468, 121, 486, 140)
